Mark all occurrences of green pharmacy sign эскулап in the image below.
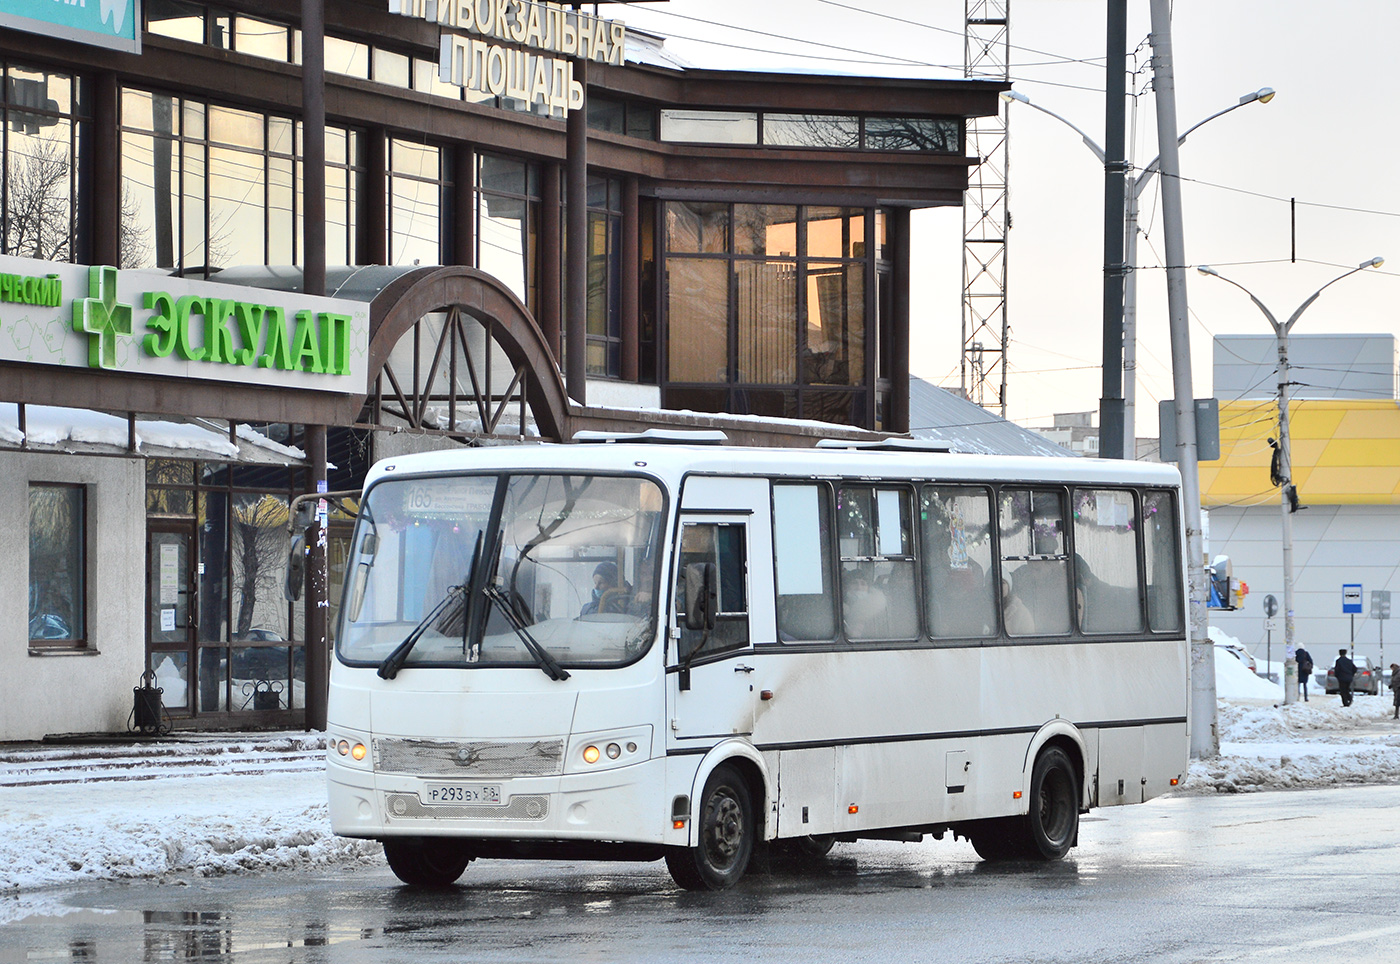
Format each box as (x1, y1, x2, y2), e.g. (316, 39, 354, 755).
(0, 0, 142, 54)
(0, 255, 369, 395)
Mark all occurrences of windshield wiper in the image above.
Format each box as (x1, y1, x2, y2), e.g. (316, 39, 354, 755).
(377, 585, 464, 680)
(378, 533, 483, 680)
(483, 584, 570, 681)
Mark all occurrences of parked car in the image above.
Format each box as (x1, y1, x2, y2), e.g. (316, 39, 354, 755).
(1325, 655, 1381, 696)
(1216, 641, 1258, 674)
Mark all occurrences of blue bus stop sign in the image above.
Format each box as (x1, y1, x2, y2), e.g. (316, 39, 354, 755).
(1343, 583, 1363, 614)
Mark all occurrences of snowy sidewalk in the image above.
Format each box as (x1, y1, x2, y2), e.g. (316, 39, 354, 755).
(3, 649, 1399, 911)
(0, 732, 379, 914)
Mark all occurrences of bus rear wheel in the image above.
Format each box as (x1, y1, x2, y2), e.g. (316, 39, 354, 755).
(665, 764, 754, 891)
(1019, 746, 1079, 860)
(382, 837, 474, 886)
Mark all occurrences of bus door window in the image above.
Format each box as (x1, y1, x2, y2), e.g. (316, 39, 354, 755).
(675, 522, 749, 658)
(1142, 490, 1184, 632)
(997, 488, 1071, 636)
(1072, 489, 1144, 634)
(773, 483, 836, 641)
(836, 485, 919, 641)
(921, 486, 997, 639)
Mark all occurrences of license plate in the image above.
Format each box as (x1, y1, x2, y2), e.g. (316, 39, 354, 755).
(421, 783, 503, 806)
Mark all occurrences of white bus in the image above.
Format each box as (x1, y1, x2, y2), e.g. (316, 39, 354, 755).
(326, 436, 1188, 890)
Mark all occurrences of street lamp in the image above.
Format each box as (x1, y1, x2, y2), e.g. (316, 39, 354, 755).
(1002, 87, 1275, 459)
(1195, 257, 1385, 704)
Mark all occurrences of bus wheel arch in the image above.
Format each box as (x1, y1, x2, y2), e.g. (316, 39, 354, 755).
(1024, 722, 1089, 811)
(666, 744, 770, 891)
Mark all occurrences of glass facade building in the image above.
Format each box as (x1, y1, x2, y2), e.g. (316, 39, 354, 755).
(0, 2, 1001, 735)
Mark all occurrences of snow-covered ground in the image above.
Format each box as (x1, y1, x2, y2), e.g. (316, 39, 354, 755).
(2, 639, 1397, 919)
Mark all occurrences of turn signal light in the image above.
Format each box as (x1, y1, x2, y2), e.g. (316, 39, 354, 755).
(848, 804, 859, 814)
(1013, 790, 1023, 799)
(1170, 778, 1179, 786)
(351, 743, 367, 761)
(673, 820, 686, 829)
(583, 745, 601, 764)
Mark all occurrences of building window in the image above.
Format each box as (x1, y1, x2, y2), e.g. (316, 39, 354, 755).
(387, 137, 450, 266)
(2, 62, 89, 263)
(586, 176, 622, 376)
(660, 109, 960, 154)
(121, 89, 359, 274)
(663, 201, 873, 427)
(476, 153, 540, 311)
(29, 484, 86, 648)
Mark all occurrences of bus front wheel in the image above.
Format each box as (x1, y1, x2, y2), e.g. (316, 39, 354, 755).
(1020, 746, 1079, 860)
(382, 837, 474, 886)
(665, 763, 754, 891)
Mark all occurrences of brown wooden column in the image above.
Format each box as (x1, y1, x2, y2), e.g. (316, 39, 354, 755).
(541, 162, 562, 357)
(361, 129, 388, 265)
(621, 175, 639, 382)
(453, 144, 475, 266)
(565, 60, 588, 405)
(890, 207, 912, 434)
(90, 72, 120, 267)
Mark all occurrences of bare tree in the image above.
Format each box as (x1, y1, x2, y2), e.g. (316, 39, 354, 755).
(232, 494, 290, 638)
(5, 135, 73, 262)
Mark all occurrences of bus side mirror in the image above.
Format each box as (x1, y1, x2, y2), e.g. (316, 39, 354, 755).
(284, 532, 306, 602)
(292, 499, 318, 533)
(683, 562, 717, 632)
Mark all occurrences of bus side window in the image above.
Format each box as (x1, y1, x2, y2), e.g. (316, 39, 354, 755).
(675, 522, 749, 656)
(1072, 488, 1144, 634)
(773, 484, 836, 641)
(1142, 490, 1184, 632)
(998, 488, 1071, 636)
(836, 485, 919, 641)
(921, 485, 997, 639)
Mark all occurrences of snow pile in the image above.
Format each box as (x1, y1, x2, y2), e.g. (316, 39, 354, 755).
(1181, 692, 1400, 795)
(1210, 636, 1283, 701)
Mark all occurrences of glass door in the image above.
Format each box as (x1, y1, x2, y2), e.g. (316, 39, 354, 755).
(147, 523, 197, 715)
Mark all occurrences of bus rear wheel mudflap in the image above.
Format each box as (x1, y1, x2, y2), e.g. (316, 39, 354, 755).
(382, 837, 475, 887)
(665, 763, 755, 891)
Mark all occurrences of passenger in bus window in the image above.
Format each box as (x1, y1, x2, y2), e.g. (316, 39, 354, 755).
(1001, 575, 1035, 636)
(843, 568, 888, 639)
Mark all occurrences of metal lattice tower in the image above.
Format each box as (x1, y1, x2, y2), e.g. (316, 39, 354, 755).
(961, 0, 1011, 415)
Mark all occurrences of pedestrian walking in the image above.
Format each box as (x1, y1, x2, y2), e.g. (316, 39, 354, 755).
(1334, 649, 1357, 707)
(1389, 663, 1399, 720)
(1296, 647, 1313, 701)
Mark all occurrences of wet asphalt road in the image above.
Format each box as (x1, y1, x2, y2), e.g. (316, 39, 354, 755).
(5, 783, 1400, 964)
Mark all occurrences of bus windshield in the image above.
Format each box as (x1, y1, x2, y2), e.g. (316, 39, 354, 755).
(337, 473, 665, 670)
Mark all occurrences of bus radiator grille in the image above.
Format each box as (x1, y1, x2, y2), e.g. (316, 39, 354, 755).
(384, 792, 550, 821)
(374, 738, 565, 777)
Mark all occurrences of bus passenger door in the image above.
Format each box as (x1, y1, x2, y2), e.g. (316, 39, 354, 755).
(670, 515, 756, 739)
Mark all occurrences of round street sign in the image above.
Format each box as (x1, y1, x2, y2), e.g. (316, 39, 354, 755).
(1263, 594, 1278, 618)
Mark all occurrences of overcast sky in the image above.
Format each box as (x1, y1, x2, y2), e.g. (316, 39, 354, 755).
(616, 0, 1400, 432)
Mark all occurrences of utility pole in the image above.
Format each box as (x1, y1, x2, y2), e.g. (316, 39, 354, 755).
(1099, 0, 1128, 461)
(1148, 0, 1214, 758)
(1197, 256, 1385, 703)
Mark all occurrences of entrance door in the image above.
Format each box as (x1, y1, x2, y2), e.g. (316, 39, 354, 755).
(670, 514, 756, 739)
(147, 523, 197, 714)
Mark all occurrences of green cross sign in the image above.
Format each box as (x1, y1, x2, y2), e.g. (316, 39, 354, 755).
(72, 265, 133, 369)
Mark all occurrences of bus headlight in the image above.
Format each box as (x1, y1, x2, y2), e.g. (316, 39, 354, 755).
(567, 728, 652, 772)
(327, 733, 372, 769)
